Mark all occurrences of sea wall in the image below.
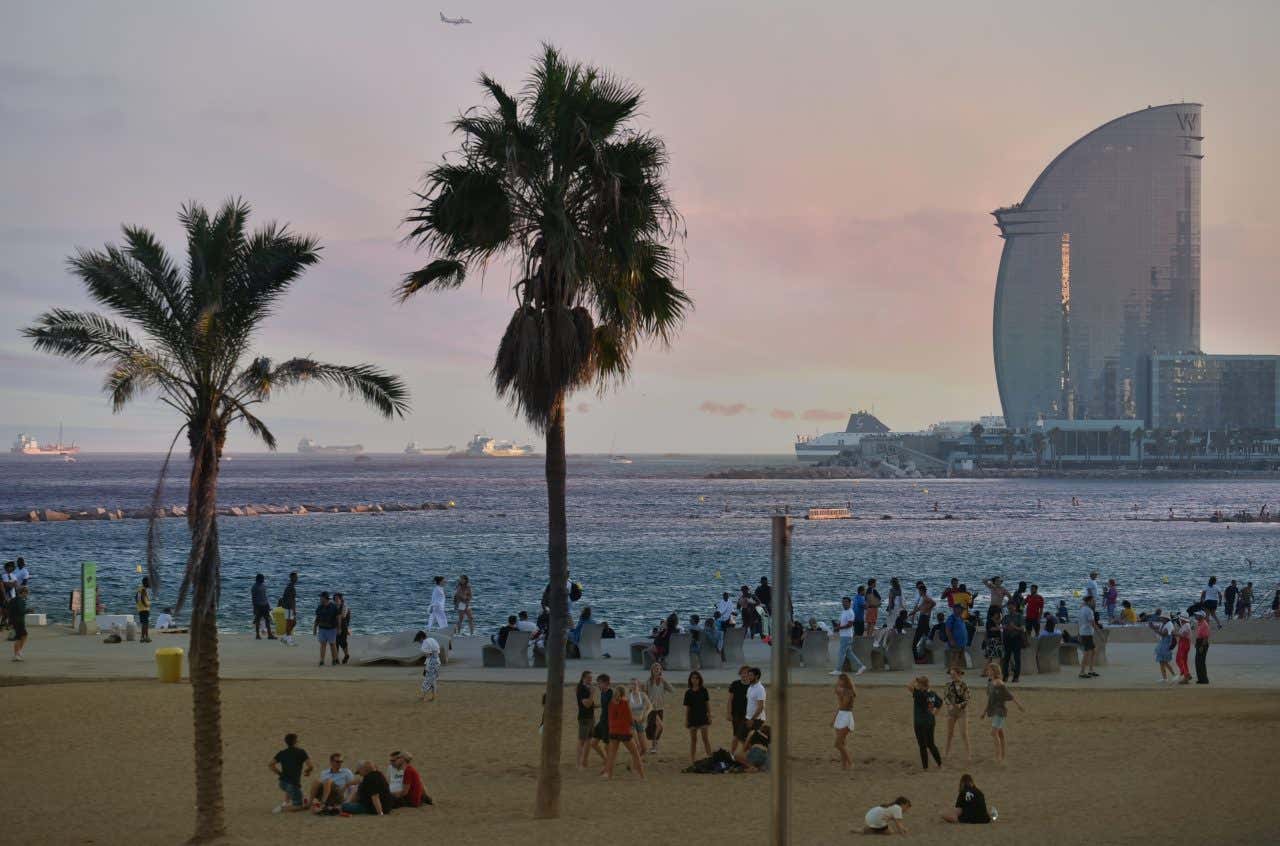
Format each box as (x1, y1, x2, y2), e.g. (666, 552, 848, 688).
(0, 502, 455, 523)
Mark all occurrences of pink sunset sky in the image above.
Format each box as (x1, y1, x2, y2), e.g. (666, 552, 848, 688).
(2, 0, 1278, 453)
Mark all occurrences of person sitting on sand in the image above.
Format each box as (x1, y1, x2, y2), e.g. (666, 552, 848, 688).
(308, 753, 354, 811)
(734, 724, 770, 772)
(387, 751, 428, 808)
(862, 797, 910, 835)
(269, 732, 312, 813)
(941, 773, 991, 824)
(341, 760, 392, 815)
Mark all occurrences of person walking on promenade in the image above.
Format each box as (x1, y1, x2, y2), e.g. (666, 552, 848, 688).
(1223, 579, 1239, 619)
(942, 666, 971, 761)
(1024, 584, 1044, 637)
(1077, 595, 1101, 679)
(428, 575, 448, 630)
(453, 575, 475, 635)
(1200, 576, 1224, 629)
(832, 596, 868, 676)
(1237, 582, 1253, 619)
(684, 670, 712, 763)
(134, 576, 152, 643)
(945, 603, 969, 670)
(1194, 611, 1212, 684)
(1000, 598, 1025, 683)
(313, 592, 340, 667)
(908, 675, 943, 770)
(727, 665, 750, 757)
(333, 592, 352, 664)
(852, 585, 868, 636)
(1149, 611, 1178, 682)
(280, 571, 299, 645)
(981, 663, 1023, 764)
(8, 586, 29, 661)
(832, 672, 856, 770)
(865, 578, 882, 631)
(1174, 613, 1193, 683)
(909, 581, 936, 661)
(602, 682, 645, 780)
(252, 574, 275, 639)
(646, 662, 674, 753)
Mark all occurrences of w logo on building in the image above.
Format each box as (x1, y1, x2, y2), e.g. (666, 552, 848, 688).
(1176, 112, 1199, 132)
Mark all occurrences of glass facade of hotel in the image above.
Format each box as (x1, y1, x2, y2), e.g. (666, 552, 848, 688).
(993, 104, 1203, 429)
(1149, 354, 1280, 430)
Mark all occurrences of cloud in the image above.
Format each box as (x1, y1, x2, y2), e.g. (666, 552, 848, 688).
(770, 409, 796, 420)
(699, 401, 751, 416)
(801, 408, 847, 421)
(575, 402, 591, 414)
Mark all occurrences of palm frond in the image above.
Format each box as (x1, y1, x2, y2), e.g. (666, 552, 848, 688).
(396, 258, 468, 303)
(265, 358, 410, 418)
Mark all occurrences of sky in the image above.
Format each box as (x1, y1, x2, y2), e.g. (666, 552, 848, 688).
(2, 0, 1278, 453)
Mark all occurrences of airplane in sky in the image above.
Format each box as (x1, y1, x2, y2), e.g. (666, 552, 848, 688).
(440, 12, 472, 25)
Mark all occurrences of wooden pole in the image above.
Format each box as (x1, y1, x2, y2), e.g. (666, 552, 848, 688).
(770, 514, 792, 845)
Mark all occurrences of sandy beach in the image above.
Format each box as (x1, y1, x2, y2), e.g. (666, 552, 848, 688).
(4, 623, 1280, 845)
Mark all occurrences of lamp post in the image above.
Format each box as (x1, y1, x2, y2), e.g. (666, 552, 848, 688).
(770, 514, 792, 845)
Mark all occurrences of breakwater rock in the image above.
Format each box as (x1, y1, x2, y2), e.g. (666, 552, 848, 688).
(0, 502, 456, 523)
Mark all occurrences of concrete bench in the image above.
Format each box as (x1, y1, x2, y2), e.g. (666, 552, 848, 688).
(721, 627, 746, 665)
(24, 613, 47, 627)
(482, 629, 531, 668)
(357, 628, 431, 666)
(574, 622, 605, 660)
(664, 632, 692, 670)
(801, 630, 830, 668)
(1017, 640, 1038, 676)
(1036, 634, 1062, 673)
(95, 614, 135, 631)
(1059, 640, 1079, 665)
(851, 635, 874, 669)
(630, 639, 651, 665)
(883, 632, 914, 670)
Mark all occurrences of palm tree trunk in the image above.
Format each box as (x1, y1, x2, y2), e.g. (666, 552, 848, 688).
(187, 434, 226, 843)
(535, 394, 569, 819)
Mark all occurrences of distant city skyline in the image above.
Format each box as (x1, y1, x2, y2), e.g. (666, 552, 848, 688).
(3, 1, 1278, 452)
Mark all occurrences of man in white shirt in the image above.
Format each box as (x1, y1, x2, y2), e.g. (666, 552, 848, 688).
(309, 753, 355, 808)
(716, 592, 736, 629)
(514, 610, 537, 633)
(1078, 596, 1100, 678)
(155, 607, 175, 630)
(746, 667, 767, 727)
(831, 596, 867, 675)
(1200, 576, 1224, 629)
(427, 576, 448, 630)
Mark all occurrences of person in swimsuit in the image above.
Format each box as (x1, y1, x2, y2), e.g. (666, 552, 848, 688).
(453, 575, 474, 636)
(942, 665, 971, 761)
(832, 672, 855, 770)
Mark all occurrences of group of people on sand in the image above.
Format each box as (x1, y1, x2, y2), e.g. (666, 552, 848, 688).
(571, 662, 772, 777)
(858, 773, 995, 835)
(269, 732, 430, 816)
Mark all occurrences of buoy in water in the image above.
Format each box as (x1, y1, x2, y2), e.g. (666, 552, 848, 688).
(1072, 589, 1081, 597)
(447, 500, 456, 508)
(697, 496, 707, 503)
(922, 488, 929, 494)
(136, 564, 143, 573)
(1161, 576, 1170, 584)
(714, 570, 722, 580)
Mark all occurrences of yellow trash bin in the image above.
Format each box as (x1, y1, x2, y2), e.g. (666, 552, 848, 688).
(155, 647, 184, 683)
(271, 606, 287, 635)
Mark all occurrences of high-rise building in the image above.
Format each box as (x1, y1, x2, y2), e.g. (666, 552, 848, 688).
(992, 104, 1203, 429)
(1148, 354, 1280, 430)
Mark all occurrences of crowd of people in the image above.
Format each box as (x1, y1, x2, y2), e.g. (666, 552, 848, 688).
(269, 734, 430, 816)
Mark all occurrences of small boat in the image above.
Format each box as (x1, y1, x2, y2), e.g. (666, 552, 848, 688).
(806, 507, 853, 520)
(62, 454, 77, 463)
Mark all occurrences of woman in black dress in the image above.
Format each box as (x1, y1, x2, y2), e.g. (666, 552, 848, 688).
(941, 773, 991, 823)
(684, 670, 712, 763)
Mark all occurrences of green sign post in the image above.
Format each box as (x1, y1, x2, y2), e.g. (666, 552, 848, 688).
(81, 561, 97, 628)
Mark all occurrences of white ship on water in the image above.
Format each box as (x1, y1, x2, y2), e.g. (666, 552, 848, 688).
(11, 425, 80, 456)
(454, 434, 536, 458)
(404, 441, 454, 456)
(794, 411, 889, 462)
(297, 437, 363, 455)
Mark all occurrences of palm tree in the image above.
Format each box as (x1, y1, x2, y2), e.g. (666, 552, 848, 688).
(1049, 426, 1064, 469)
(970, 423, 985, 465)
(24, 199, 408, 842)
(398, 46, 689, 818)
(1109, 425, 1123, 464)
(1132, 426, 1145, 468)
(1030, 430, 1046, 469)
(1002, 431, 1016, 466)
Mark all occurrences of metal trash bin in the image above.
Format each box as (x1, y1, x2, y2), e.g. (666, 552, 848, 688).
(155, 647, 184, 682)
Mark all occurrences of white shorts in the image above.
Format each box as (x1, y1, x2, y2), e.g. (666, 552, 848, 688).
(456, 603, 468, 611)
(285, 609, 296, 621)
(833, 711, 854, 731)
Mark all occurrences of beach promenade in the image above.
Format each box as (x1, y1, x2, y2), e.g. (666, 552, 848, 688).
(4, 622, 1280, 845)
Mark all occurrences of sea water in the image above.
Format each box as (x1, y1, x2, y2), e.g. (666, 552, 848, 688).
(1, 453, 1276, 635)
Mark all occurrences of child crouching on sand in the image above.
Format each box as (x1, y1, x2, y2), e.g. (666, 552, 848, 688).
(416, 634, 441, 701)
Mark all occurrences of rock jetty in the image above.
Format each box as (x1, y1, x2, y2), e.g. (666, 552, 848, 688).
(1, 502, 455, 523)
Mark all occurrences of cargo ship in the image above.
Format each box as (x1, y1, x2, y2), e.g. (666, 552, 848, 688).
(11, 426, 80, 456)
(404, 441, 454, 456)
(297, 437, 363, 455)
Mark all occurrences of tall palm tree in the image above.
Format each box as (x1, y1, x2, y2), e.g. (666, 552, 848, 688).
(399, 46, 689, 818)
(1030, 430, 1046, 469)
(1132, 426, 1145, 468)
(1001, 431, 1016, 466)
(1049, 426, 1064, 469)
(970, 423, 985, 465)
(24, 199, 409, 842)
